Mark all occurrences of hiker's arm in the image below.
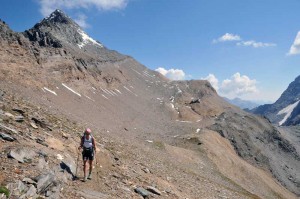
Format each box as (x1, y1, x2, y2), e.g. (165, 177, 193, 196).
(92, 138, 97, 153)
(78, 137, 83, 150)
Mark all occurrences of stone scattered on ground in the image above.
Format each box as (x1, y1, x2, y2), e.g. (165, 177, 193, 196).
(146, 186, 161, 195)
(142, 167, 151, 174)
(134, 187, 151, 198)
(0, 132, 15, 142)
(22, 178, 37, 185)
(61, 153, 76, 177)
(30, 122, 38, 129)
(35, 172, 56, 194)
(15, 115, 24, 122)
(0, 124, 18, 134)
(7, 148, 36, 163)
(36, 138, 49, 147)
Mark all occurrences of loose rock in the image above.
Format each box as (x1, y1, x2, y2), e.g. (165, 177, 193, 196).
(30, 122, 38, 129)
(22, 178, 37, 185)
(134, 187, 151, 198)
(35, 172, 55, 194)
(146, 186, 161, 195)
(0, 132, 15, 142)
(15, 115, 24, 122)
(7, 148, 36, 163)
(60, 153, 76, 177)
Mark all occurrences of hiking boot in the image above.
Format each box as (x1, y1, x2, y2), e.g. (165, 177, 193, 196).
(87, 173, 92, 180)
(83, 176, 87, 182)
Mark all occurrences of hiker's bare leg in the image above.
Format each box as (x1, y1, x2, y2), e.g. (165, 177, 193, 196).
(83, 160, 88, 178)
(89, 159, 93, 174)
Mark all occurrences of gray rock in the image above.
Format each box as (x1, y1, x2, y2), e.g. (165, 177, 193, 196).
(22, 178, 37, 185)
(12, 108, 25, 115)
(15, 115, 24, 122)
(37, 157, 49, 171)
(60, 153, 76, 177)
(7, 180, 28, 197)
(142, 168, 150, 174)
(31, 117, 52, 131)
(46, 190, 52, 197)
(0, 132, 15, 142)
(146, 186, 161, 195)
(20, 185, 37, 198)
(36, 138, 48, 147)
(0, 124, 18, 134)
(7, 148, 36, 163)
(35, 172, 55, 194)
(134, 187, 151, 198)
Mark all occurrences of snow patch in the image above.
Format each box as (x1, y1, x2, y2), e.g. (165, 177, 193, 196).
(123, 86, 138, 96)
(100, 87, 110, 95)
(85, 95, 95, 102)
(115, 89, 122, 94)
(101, 94, 109, 99)
(146, 140, 153, 143)
(277, 100, 300, 125)
(196, 128, 201, 133)
(43, 87, 57, 96)
(62, 83, 81, 97)
(77, 29, 103, 49)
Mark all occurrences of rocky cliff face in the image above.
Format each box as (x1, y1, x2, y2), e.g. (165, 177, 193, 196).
(252, 75, 300, 126)
(0, 10, 299, 198)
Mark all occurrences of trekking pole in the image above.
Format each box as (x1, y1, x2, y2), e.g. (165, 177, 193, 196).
(95, 150, 99, 183)
(74, 149, 80, 180)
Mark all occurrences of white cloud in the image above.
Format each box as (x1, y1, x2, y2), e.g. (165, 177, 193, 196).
(220, 73, 258, 96)
(155, 67, 185, 80)
(213, 33, 241, 43)
(213, 33, 276, 48)
(202, 74, 219, 91)
(74, 14, 89, 28)
(287, 31, 300, 55)
(38, 0, 128, 16)
(237, 40, 276, 48)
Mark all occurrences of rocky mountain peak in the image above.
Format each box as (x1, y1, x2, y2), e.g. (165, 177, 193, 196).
(252, 74, 300, 126)
(40, 9, 76, 26)
(23, 9, 105, 51)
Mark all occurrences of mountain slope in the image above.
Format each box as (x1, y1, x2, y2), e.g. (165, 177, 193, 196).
(252, 75, 300, 126)
(0, 10, 299, 198)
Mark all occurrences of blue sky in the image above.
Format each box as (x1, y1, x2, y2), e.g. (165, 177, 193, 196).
(1, 0, 300, 102)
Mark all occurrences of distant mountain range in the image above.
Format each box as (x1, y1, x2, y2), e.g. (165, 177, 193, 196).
(223, 97, 261, 110)
(252, 75, 300, 126)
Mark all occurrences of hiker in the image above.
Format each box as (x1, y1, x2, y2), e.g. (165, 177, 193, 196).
(78, 128, 97, 181)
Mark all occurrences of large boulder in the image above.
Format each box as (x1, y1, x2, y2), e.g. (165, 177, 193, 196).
(7, 148, 36, 163)
(35, 172, 56, 194)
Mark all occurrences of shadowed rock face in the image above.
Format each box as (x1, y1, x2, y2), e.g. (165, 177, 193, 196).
(0, 10, 300, 197)
(252, 75, 300, 126)
(209, 111, 300, 194)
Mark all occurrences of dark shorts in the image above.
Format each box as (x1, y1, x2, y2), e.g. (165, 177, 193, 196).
(82, 148, 94, 161)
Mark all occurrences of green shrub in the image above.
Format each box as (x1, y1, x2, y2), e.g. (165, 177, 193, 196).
(0, 186, 10, 198)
